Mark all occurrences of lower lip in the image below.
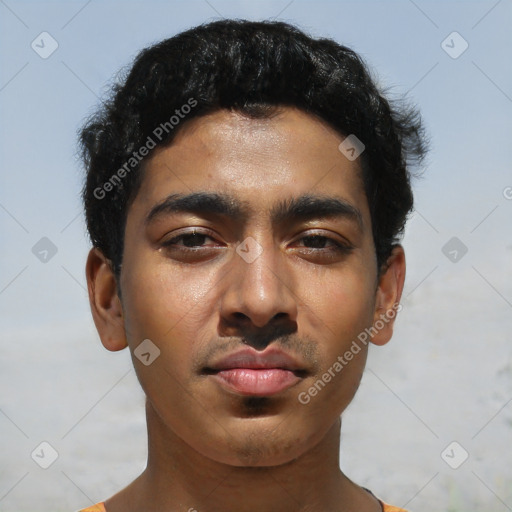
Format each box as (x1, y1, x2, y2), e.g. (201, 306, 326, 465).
(211, 368, 302, 397)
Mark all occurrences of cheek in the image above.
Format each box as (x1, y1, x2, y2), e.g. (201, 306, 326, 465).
(121, 257, 218, 344)
(119, 264, 214, 415)
(298, 262, 376, 343)
(120, 258, 223, 406)
(293, 261, 375, 412)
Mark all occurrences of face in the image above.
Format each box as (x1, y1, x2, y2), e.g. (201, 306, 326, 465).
(88, 107, 404, 467)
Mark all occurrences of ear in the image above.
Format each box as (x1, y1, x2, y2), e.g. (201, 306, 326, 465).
(370, 245, 406, 346)
(85, 248, 127, 351)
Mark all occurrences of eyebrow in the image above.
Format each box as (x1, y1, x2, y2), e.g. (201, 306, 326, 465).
(145, 191, 363, 229)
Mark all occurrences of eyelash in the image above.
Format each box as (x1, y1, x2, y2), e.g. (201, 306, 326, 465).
(161, 230, 218, 250)
(161, 229, 353, 256)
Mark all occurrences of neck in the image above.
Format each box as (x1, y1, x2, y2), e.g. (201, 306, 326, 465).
(106, 404, 381, 512)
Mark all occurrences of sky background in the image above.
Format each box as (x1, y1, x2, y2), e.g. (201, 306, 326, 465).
(0, 1, 511, 511)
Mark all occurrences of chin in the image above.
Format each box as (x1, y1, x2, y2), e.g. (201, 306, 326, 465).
(196, 420, 315, 468)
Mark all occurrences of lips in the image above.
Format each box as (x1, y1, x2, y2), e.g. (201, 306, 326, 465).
(204, 348, 307, 397)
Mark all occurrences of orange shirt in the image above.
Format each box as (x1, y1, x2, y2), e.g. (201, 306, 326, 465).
(79, 501, 408, 511)
(79, 505, 106, 512)
(382, 505, 409, 512)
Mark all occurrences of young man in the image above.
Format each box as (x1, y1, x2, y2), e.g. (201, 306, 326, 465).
(79, 19, 426, 512)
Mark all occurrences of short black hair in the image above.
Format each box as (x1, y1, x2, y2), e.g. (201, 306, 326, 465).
(80, 19, 427, 277)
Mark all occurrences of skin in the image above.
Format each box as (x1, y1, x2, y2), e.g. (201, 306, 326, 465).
(86, 107, 406, 512)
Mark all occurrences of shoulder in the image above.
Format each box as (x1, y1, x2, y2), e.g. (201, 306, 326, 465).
(77, 504, 106, 512)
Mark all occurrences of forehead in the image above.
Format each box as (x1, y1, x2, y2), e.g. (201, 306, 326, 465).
(131, 108, 370, 227)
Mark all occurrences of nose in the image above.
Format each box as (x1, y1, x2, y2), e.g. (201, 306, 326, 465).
(219, 238, 298, 338)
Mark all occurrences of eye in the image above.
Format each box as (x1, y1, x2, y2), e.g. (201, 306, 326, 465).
(297, 235, 337, 249)
(291, 232, 353, 257)
(161, 229, 220, 250)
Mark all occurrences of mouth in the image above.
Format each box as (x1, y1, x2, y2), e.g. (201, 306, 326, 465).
(203, 348, 308, 397)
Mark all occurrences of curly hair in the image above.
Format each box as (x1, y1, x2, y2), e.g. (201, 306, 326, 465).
(80, 19, 427, 278)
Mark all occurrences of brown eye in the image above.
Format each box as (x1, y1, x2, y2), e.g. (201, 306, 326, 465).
(301, 235, 331, 249)
(295, 234, 352, 252)
(175, 232, 209, 247)
(161, 230, 218, 249)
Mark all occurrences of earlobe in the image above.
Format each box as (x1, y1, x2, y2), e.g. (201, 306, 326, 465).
(370, 245, 406, 347)
(85, 248, 127, 352)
